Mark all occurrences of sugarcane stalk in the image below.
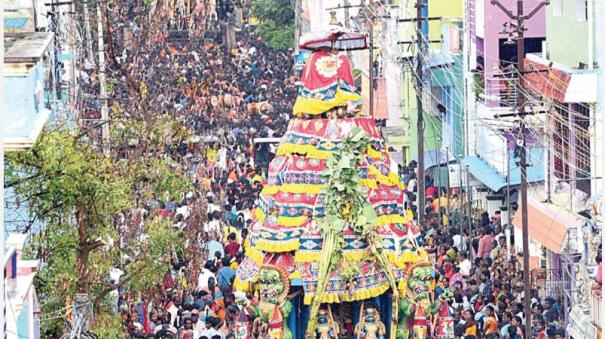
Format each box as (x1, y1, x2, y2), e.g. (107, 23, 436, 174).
(306, 230, 339, 337)
(368, 233, 399, 339)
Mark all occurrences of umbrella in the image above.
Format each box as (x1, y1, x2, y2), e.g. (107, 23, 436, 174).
(299, 27, 367, 51)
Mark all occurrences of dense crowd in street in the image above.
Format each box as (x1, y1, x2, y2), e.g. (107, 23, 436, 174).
(116, 17, 297, 338)
(110, 8, 603, 339)
(403, 168, 571, 339)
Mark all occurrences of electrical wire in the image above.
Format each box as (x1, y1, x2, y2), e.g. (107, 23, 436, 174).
(362, 0, 598, 214)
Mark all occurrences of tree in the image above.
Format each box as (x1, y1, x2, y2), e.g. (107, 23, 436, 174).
(252, 0, 295, 49)
(5, 129, 193, 335)
(3, 1, 214, 336)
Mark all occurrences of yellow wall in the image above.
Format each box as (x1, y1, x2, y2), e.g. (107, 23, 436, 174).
(428, 0, 463, 50)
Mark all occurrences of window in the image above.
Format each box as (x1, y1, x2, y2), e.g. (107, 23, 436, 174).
(552, 0, 562, 16)
(576, 0, 587, 22)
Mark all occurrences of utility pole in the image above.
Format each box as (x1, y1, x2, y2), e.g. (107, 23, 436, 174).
(82, 1, 94, 66)
(489, 1, 548, 338)
(446, 146, 450, 223)
(395, 3, 440, 227)
(458, 159, 464, 238)
(415, 0, 426, 226)
(465, 164, 472, 235)
(97, 3, 110, 156)
(0, 2, 5, 338)
(294, 0, 301, 45)
(595, 0, 605, 326)
(368, 0, 374, 117)
(546, 110, 551, 202)
(437, 138, 442, 224)
(343, 0, 351, 29)
(506, 149, 512, 259)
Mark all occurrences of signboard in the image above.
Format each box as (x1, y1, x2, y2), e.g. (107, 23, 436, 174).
(5, 0, 47, 32)
(568, 306, 597, 339)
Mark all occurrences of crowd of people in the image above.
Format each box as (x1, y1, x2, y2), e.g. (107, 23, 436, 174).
(115, 8, 297, 338)
(401, 165, 575, 339)
(108, 3, 603, 339)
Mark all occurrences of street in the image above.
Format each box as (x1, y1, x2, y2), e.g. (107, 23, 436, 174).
(1, 0, 603, 339)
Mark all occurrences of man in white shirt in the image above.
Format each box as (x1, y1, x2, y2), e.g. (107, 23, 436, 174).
(201, 317, 224, 339)
(207, 201, 220, 214)
(204, 219, 221, 234)
(452, 233, 467, 252)
(191, 309, 206, 332)
(459, 251, 472, 277)
(197, 261, 215, 292)
(176, 204, 190, 220)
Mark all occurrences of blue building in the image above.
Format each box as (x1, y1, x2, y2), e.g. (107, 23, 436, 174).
(3, 2, 63, 337)
(4, 31, 54, 150)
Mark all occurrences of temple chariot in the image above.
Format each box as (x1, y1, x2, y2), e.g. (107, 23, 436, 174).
(233, 18, 450, 339)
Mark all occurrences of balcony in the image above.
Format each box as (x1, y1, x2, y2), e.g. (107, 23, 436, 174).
(3, 32, 53, 150)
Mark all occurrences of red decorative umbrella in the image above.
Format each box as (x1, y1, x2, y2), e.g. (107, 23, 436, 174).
(299, 27, 368, 51)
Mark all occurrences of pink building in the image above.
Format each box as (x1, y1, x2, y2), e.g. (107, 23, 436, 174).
(4, 234, 41, 339)
(468, 0, 546, 105)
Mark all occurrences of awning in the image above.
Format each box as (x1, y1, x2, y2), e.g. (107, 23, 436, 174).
(462, 156, 506, 191)
(462, 147, 545, 192)
(412, 149, 454, 170)
(565, 73, 597, 103)
(524, 54, 597, 103)
(512, 198, 582, 253)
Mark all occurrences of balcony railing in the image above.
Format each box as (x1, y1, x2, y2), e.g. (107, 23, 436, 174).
(473, 70, 519, 108)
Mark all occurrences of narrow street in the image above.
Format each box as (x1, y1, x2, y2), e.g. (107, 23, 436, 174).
(1, 0, 603, 339)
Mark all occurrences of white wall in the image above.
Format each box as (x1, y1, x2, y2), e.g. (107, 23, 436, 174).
(475, 0, 485, 38)
(474, 102, 515, 175)
(304, 0, 362, 31)
(382, 7, 404, 128)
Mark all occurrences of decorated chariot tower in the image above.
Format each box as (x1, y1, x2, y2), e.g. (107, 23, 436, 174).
(234, 16, 435, 339)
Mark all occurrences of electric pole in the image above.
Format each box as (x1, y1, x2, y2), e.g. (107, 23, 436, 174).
(294, 0, 301, 45)
(367, 0, 374, 117)
(415, 0, 426, 226)
(97, 3, 110, 156)
(395, 6, 440, 227)
(489, 1, 548, 338)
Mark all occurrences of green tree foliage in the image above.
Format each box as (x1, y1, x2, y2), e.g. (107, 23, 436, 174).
(5, 129, 192, 335)
(252, 0, 295, 49)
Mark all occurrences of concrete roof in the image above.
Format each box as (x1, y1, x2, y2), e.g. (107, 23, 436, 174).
(4, 31, 53, 63)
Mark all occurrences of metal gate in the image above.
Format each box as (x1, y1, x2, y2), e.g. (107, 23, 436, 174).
(530, 268, 569, 300)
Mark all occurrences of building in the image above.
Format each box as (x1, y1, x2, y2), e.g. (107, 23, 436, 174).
(459, 0, 603, 330)
(3, 0, 62, 150)
(401, 0, 463, 165)
(4, 234, 41, 339)
(3, 3, 76, 336)
(521, 0, 601, 336)
(461, 0, 547, 223)
(4, 32, 55, 150)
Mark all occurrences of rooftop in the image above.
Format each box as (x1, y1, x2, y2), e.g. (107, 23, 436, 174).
(4, 31, 53, 63)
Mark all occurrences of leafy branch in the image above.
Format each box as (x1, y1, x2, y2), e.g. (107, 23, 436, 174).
(307, 127, 377, 334)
